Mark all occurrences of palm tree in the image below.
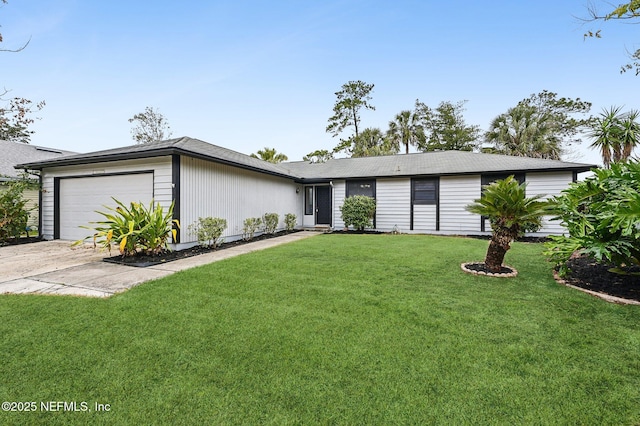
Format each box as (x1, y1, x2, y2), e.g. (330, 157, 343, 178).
(484, 105, 562, 160)
(250, 147, 288, 163)
(351, 127, 399, 157)
(620, 109, 640, 160)
(387, 110, 424, 154)
(466, 176, 548, 273)
(587, 106, 624, 168)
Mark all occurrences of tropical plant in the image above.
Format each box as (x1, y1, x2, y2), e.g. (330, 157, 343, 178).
(544, 161, 640, 275)
(587, 106, 640, 168)
(262, 213, 279, 234)
(387, 110, 423, 154)
(242, 217, 262, 241)
(0, 179, 34, 242)
(250, 147, 288, 163)
(79, 198, 179, 257)
(466, 176, 548, 272)
(188, 217, 227, 248)
(340, 195, 376, 231)
(284, 213, 297, 231)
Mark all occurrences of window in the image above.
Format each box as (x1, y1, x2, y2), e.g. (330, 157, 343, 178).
(412, 178, 438, 204)
(304, 187, 313, 215)
(346, 180, 375, 198)
(481, 173, 524, 187)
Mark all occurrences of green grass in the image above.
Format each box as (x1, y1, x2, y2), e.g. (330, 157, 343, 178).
(1, 234, 639, 425)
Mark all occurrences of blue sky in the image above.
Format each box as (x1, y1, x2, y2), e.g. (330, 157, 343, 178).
(2, 0, 637, 165)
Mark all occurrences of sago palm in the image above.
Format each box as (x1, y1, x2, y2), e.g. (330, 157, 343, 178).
(587, 106, 624, 168)
(466, 176, 548, 272)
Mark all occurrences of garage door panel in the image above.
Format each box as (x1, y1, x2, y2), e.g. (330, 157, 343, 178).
(59, 174, 154, 241)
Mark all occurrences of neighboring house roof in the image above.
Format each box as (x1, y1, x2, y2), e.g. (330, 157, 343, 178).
(17, 136, 596, 182)
(0, 139, 76, 182)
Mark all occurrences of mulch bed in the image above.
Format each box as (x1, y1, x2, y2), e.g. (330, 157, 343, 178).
(557, 255, 640, 303)
(0, 236, 42, 247)
(103, 230, 301, 267)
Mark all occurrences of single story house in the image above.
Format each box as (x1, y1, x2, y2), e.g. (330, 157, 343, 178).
(17, 137, 595, 249)
(1, 139, 75, 229)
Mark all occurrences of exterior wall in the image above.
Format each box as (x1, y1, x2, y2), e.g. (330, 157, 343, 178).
(179, 156, 301, 246)
(413, 205, 437, 231)
(332, 180, 346, 229)
(376, 178, 410, 232)
(525, 171, 573, 235)
(40, 157, 173, 240)
(439, 175, 482, 233)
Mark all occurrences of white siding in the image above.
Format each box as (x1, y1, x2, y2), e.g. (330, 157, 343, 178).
(332, 180, 346, 229)
(180, 157, 301, 246)
(525, 171, 573, 235)
(376, 178, 410, 231)
(439, 175, 481, 233)
(40, 157, 172, 240)
(413, 204, 437, 231)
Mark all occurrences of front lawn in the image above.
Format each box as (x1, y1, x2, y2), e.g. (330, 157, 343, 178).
(1, 234, 639, 424)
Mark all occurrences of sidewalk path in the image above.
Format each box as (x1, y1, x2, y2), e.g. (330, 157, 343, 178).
(0, 231, 319, 298)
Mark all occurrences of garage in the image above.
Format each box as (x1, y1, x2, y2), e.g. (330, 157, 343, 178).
(57, 172, 154, 241)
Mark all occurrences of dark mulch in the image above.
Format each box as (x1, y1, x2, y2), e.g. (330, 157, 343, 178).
(104, 230, 301, 267)
(559, 256, 640, 303)
(463, 262, 515, 275)
(0, 236, 42, 247)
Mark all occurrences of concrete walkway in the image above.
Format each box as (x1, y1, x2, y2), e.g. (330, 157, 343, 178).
(0, 231, 319, 298)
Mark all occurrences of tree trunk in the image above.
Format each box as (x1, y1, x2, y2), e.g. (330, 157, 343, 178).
(484, 232, 512, 273)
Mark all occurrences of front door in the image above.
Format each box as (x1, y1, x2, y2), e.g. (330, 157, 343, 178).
(315, 186, 332, 225)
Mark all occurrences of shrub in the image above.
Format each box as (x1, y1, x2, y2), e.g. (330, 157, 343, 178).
(263, 213, 279, 234)
(188, 217, 227, 248)
(544, 161, 640, 275)
(0, 180, 34, 243)
(284, 213, 297, 231)
(78, 198, 179, 257)
(242, 217, 262, 241)
(340, 195, 376, 231)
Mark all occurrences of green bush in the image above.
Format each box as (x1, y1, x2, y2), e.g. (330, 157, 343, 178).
(188, 217, 227, 248)
(544, 161, 640, 275)
(78, 198, 179, 257)
(284, 213, 297, 231)
(0, 180, 34, 243)
(263, 213, 279, 234)
(340, 195, 376, 231)
(242, 217, 262, 241)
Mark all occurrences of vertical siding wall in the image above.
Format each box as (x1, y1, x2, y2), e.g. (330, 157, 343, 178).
(332, 180, 346, 229)
(439, 175, 481, 233)
(40, 157, 173, 240)
(376, 178, 410, 231)
(413, 205, 437, 231)
(525, 171, 573, 234)
(180, 157, 301, 245)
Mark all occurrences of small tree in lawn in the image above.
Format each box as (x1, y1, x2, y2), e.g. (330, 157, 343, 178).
(466, 176, 548, 273)
(340, 195, 376, 231)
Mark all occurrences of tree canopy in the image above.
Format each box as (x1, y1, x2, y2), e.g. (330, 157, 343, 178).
(587, 106, 640, 168)
(484, 91, 591, 160)
(387, 110, 423, 154)
(415, 100, 480, 152)
(326, 80, 375, 154)
(128, 106, 173, 144)
(583, 1, 640, 74)
(351, 127, 399, 158)
(303, 149, 333, 163)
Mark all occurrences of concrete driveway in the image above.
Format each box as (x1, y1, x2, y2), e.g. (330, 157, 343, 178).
(0, 232, 318, 298)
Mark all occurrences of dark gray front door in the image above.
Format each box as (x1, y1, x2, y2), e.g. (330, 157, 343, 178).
(315, 186, 332, 225)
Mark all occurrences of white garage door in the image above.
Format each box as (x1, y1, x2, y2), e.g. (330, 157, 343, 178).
(59, 173, 154, 241)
